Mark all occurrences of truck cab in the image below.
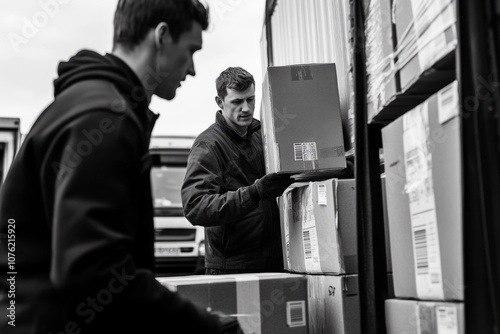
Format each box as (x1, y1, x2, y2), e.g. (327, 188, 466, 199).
(0, 118, 21, 187)
(149, 136, 205, 276)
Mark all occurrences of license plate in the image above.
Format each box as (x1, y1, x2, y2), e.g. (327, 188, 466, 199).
(155, 247, 180, 256)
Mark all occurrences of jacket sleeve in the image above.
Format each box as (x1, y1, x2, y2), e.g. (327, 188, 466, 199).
(181, 141, 260, 227)
(43, 112, 221, 333)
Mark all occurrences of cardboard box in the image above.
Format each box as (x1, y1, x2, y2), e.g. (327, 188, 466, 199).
(394, 0, 457, 92)
(382, 81, 463, 301)
(385, 299, 464, 334)
(261, 63, 346, 175)
(365, 0, 399, 120)
(157, 273, 308, 334)
(307, 275, 360, 334)
(279, 179, 357, 275)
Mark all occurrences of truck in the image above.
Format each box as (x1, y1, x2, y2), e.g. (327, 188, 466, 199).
(149, 136, 205, 276)
(0, 117, 21, 187)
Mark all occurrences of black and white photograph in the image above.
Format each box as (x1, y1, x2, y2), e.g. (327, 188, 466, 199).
(0, 0, 499, 333)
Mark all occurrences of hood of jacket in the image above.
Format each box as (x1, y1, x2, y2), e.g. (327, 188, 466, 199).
(53, 50, 149, 114)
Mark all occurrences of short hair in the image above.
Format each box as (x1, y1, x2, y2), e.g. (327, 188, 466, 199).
(216, 67, 255, 100)
(113, 0, 209, 49)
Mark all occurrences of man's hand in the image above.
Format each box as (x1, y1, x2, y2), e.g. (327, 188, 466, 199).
(251, 173, 294, 201)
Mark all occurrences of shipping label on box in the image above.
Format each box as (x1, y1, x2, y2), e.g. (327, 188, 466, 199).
(382, 81, 463, 301)
(308, 275, 360, 334)
(280, 179, 357, 275)
(403, 103, 445, 300)
(261, 64, 346, 174)
(157, 273, 308, 334)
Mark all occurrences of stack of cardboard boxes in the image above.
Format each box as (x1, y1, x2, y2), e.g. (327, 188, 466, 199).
(393, 0, 457, 92)
(277, 180, 360, 334)
(366, 0, 457, 123)
(364, 0, 464, 331)
(155, 63, 353, 334)
(261, 63, 360, 334)
(382, 81, 464, 333)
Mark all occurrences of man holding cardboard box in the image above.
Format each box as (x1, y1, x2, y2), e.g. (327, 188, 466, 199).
(181, 67, 293, 274)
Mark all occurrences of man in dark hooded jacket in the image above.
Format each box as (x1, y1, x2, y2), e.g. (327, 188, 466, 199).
(0, 1, 229, 333)
(181, 67, 294, 274)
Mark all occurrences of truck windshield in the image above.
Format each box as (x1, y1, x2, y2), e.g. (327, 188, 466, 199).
(150, 165, 186, 217)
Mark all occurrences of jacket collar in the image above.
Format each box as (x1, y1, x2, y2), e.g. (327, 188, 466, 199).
(106, 53, 159, 138)
(146, 109, 159, 138)
(215, 110, 260, 141)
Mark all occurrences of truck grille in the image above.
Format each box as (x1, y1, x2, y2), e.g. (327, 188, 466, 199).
(155, 228, 196, 241)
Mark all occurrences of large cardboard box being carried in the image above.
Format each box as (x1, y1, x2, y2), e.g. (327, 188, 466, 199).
(385, 299, 464, 334)
(157, 273, 308, 334)
(382, 81, 463, 301)
(279, 179, 357, 275)
(308, 275, 360, 334)
(261, 63, 346, 176)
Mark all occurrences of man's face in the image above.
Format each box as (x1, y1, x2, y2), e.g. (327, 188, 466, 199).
(218, 84, 255, 134)
(154, 21, 203, 100)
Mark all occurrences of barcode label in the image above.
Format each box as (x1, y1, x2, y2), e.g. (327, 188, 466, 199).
(317, 184, 327, 205)
(294, 143, 303, 160)
(411, 212, 445, 299)
(303, 229, 319, 264)
(303, 230, 312, 259)
(438, 81, 459, 124)
(414, 228, 429, 275)
(286, 301, 306, 327)
(294, 142, 318, 161)
(436, 306, 459, 334)
(303, 227, 321, 272)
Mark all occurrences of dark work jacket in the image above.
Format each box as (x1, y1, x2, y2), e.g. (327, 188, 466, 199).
(181, 111, 283, 271)
(0, 50, 220, 334)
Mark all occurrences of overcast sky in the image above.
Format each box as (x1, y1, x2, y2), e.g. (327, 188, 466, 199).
(0, 0, 266, 136)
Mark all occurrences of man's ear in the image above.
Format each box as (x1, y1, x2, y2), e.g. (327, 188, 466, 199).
(154, 22, 170, 48)
(215, 96, 224, 109)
